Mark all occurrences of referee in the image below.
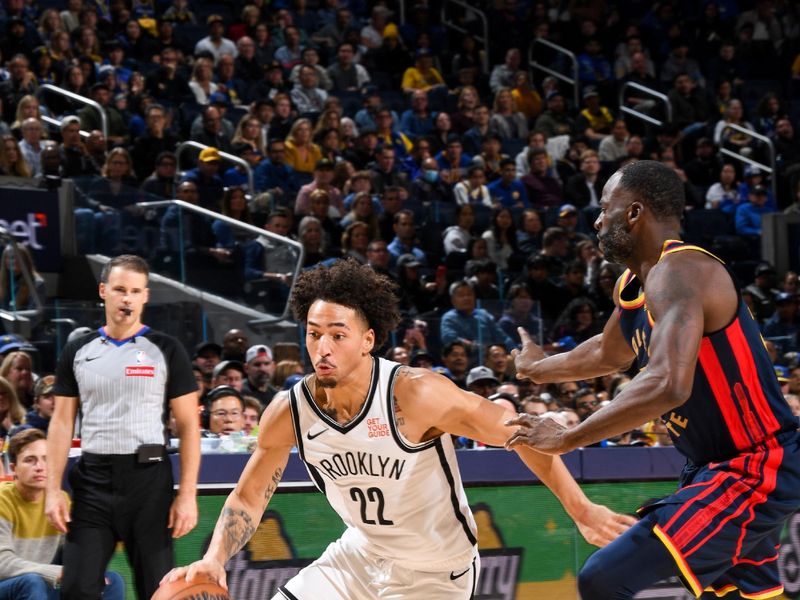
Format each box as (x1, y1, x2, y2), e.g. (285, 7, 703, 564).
(45, 254, 201, 599)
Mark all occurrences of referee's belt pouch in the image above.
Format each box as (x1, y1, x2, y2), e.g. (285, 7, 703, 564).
(136, 444, 166, 464)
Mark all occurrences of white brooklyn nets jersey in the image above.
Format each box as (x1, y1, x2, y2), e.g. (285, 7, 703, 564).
(288, 357, 478, 572)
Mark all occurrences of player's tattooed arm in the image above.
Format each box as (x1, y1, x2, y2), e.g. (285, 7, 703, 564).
(263, 466, 283, 508)
(216, 508, 256, 560)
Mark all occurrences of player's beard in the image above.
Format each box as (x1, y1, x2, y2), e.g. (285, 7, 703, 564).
(598, 219, 634, 264)
(317, 375, 337, 388)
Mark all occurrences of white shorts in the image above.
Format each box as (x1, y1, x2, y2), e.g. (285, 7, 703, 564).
(271, 536, 480, 600)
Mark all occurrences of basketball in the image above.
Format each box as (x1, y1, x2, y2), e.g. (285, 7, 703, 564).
(150, 576, 230, 600)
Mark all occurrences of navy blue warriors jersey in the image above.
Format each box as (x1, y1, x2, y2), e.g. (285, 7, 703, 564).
(617, 240, 798, 465)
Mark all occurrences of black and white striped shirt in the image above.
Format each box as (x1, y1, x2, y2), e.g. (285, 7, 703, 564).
(54, 326, 197, 454)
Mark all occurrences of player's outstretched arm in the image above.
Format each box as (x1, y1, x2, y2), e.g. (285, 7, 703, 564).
(514, 277, 635, 383)
(161, 393, 295, 590)
(397, 370, 635, 547)
(507, 254, 709, 454)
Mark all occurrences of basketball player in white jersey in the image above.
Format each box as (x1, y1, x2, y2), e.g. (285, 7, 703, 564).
(162, 260, 635, 599)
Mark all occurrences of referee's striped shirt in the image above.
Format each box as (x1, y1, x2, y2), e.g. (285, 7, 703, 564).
(53, 326, 197, 454)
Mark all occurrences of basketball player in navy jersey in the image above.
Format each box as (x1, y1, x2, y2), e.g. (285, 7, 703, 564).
(162, 259, 634, 599)
(507, 160, 800, 599)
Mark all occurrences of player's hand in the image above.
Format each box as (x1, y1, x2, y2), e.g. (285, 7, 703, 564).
(161, 557, 228, 590)
(574, 502, 637, 547)
(512, 328, 546, 381)
(45, 491, 71, 533)
(168, 491, 198, 538)
(504, 413, 571, 455)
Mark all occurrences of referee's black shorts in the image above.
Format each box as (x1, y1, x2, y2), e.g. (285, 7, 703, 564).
(61, 452, 174, 600)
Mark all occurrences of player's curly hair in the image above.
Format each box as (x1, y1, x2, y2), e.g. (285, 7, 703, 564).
(290, 259, 401, 349)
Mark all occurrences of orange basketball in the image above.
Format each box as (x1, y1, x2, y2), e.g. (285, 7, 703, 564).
(150, 575, 230, 600)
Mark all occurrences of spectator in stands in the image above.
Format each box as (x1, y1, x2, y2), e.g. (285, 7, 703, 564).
(0, 135, 31, 177)
(295, 159, 343, 216)
(340, 192, 378, 239)
(454, 165, 492, 207)
(441, 280, 515, 358)
(706, 41, 745, 89)
(387, 209, 426, 268)
(564, 150, 603, 210)
(517, 208, 544, 254)
(787, 181, 800, 215)
(400, 90, 436, 141)
(234, 36, 263, 83)
(660, 39, 705, 88)
(471, 134, 507, 183)
(195, 15, 237, 64)
(0, 375, 24, 438)
(284, 118, 322, 174)
(297, 216, 327, 267)
(0, 55, 36, 124)
(211, 360, 244, 392)
(290, 64, 328, 117)
(774, 118, 800, 174)
(551, 297, 601, 345)
(668, 73, 713, 138)
(396, 254, 440, 316)
(409, 157, 450, 204)
(131, 104, 179, 182)
(763, 293, 799, 355)
(0, 244, 44, 312)
(327, 42, 370, 93)
(522, 148, 563, 208)
(58, 116, 96, 178)
(340, 222, 370, 264)
(745, 263, 781, 323)
(146, 46, 192, 104)
(466, 365, 500, 398)
(19, 375, 54, 434)
(214, 54, 245, 106)
(181, 147, 225, 211)
(463, 104, 491, 157)
(242, 397, 262, 436)
(193, 342, 222, 382)
(369, 146, 410, 194)
(213, 185, 252, 248)
(614, 35, 655, 80)
(17, 118, 44, 177)
(437, 341, 468, 389)
(490, 88, 528, 142)
(205, 386, 244, 436)
(535, 91, 574, 139)
(713, 99, 756, 152)
(78, 83, 128, 147)
(590, 263, 622, 322)
(0, 428, 124, 598)
(488, 158, 529, 209)
(498, 283, 541, 346)
(598, 119, 629, 162)
(253, 138, 300, 201)
(684, 138, 722, 193)
(482, 207, 518, 271)
(450, 86, 480, 135)
(0, 352, 33, 411)
(575, 87, 614, 143)
(489, 48, 521, 94)
(241, 344, 277, 407)
(360, 6, 390, 50)
(401, 48, 446, 95)
(735, 184, 775, 242)
(577, 38, 613, 90)
(573, 388, 601, 422)
(436, 136, 472, 187)
(243, 208, 296, 312)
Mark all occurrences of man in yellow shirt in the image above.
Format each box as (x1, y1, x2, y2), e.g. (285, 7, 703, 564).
(401, 48, 446, 94)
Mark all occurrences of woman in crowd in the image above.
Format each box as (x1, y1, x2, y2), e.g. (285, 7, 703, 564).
(298, 215, 328, 267)
(490, 87, 529, 141)
(713, 99, 756, 152)
(0, 351, 34, 409)
(428, 111, 454, 156)
(315, 127, 343, 163)
(0, 135, 32, 177)
(450, 85, 481, 134)
(498, 283, 542, 346)
(189, 57, 218, 105)
(273, 359, 304, 389)
(482, 207, 518, 271)
(589, 263, 622, 322)
(339, 222, 370, 264)
(0, 376, 25, 438)
(705, 163, 744, 212)
(284, 118, 322, 174)
(213, 186, 252, 250)
(454, 165, 492, 206)
(232, 115, 266, 155)
(11, 96, 47, 141)
(339, 191, 379, 240)
(550, 297, 602, 345)
(443, 204, 476, 258)
(88, 147, 139, 208)
(0, 245, 46, 311)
